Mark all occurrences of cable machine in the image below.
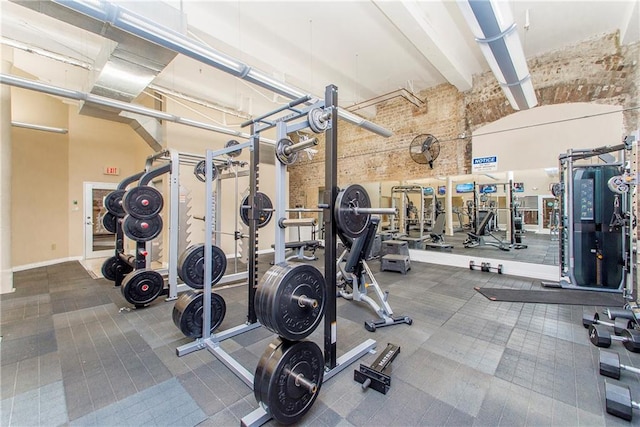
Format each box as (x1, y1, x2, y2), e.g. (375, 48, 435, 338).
(543, 137, 637, 296)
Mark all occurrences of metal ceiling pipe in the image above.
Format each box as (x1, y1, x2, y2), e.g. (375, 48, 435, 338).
(40, 0, 392, 138)
(0, 73, 276, 144)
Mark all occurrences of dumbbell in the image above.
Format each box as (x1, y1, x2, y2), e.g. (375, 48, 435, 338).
(582, 312, 634, 335)
(599, 350, 640, 379)
(603, 307, 636, 321)
(588, 324, 640, 352)
(605, 381, 640, 421)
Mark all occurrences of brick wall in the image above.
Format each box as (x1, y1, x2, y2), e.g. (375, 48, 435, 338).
(288, 32, 638, 207)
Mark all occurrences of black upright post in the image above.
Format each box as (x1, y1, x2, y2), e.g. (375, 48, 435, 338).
(248, 126, 259, 324)
(323, 85, 338, 369)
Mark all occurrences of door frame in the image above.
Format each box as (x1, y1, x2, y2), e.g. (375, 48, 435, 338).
(84, 181, 118, 259)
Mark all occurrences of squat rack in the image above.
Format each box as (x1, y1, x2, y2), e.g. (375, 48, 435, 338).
(243, 85, 377, 425)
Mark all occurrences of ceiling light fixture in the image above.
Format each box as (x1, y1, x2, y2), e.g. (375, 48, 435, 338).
(11, 121, 68, 134)
(457, 0, 537, 110)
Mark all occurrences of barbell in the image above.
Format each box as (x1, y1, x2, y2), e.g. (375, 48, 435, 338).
(276, 137, 318, 165)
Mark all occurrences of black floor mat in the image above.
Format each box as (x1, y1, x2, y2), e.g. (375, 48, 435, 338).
(474, 287, 624, 306)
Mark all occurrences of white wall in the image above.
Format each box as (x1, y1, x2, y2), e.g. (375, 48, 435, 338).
(472, 103, 623, 171)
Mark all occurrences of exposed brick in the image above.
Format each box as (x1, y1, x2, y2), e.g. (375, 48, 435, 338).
(288, 32, 639, 207)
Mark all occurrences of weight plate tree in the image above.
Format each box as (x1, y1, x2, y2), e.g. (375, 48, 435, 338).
(240, 192, 273, 228)
(177, 244, 227, 289)
(122, 215, 163, 242)
(122, 185, 164, 219)
(254, 338, 324, 425)
(104, 189, 126, 217)
(121, 269, 164, 306)
(255, 263, 325, 341)
(334, 184, 371, 239)
(172, 290, 226, 338)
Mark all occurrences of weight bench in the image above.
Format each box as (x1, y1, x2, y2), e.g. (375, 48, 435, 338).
(424, 213, 453, 251)
(463, 210, 510, 251)
(337, 217, 412, 332)
(272, 240, 321, 262)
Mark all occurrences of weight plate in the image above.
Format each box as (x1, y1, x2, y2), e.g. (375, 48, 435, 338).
(102, 212, 118, 234)
(240, 192, 273, 228)
(551, 182, 562, 198)
(225, 139, 242, 157)
(307, 108, 329, 134)
(621, 329, 640, 352)
(194, 160, 219, 183)
(101, 256, 120, 281)
(122, 215, 163, 242)
(104, 189, 126, 217)
(177, 244, 227, 289)
(121, 269, 164, 306)
(122, 186, 164, 219)
(334, 184, 371, 239)
(172, 290, 226, 338)
(255, 263, 325, 341)
(275, 138, 298, 165)
(254, 338, 323, 425)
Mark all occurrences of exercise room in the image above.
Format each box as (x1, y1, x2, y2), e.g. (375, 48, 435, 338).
(1, 0, 639, 425)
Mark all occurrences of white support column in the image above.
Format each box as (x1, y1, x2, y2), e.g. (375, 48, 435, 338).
(1, 47, 14, 294)
(506, 171, 514, 239)
(446, 176, 453, 236)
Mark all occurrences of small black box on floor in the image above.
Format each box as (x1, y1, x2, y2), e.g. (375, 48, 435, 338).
(380, 240, 410, 257)
(354, 343, 400, 394)
(381, 254, 410, 274)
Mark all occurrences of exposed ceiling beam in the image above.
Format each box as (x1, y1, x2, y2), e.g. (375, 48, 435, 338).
(372, 0, 480, 91)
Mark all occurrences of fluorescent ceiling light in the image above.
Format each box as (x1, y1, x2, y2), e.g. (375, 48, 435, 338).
(11, 121, 68, 134)
(457, 0, 537, 110)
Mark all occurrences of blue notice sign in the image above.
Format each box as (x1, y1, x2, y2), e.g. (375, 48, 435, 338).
(472, 156, 498, 172)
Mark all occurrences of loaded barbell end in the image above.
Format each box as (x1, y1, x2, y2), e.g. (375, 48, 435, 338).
(351, 207, 397, 216)
(282, 137, 318, 156)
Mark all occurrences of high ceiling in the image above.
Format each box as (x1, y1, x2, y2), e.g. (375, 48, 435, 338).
(2, 0, 638, 123)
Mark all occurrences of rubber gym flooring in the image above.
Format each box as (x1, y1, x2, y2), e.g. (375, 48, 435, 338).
(1, 255, 638, 426)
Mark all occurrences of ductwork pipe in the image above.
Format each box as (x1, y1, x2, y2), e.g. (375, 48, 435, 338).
(0, 73, 276, 144)
(44, 0, 392, 138)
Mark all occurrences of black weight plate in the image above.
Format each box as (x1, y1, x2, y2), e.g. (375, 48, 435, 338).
(240, 192, 273, 228)
(225, 139, 242, 157)
(193, 160, 218, 183)
(101, 256, 119, 281)
(122, 215, 163, 242)
(254, 338, 323, 425)
(102, 212, 118, 234)
(104, 189, 126, 217)
(121, 269, 164, 306)
(123, 186, 164, 219)
(255, 263, 325, 341)
(334, 184, 371, 239)
(172, 291, 226, 338)
(177, 244, 227, 289)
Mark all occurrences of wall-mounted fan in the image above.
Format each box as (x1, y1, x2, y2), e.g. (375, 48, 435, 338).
(409, 134, 440, 169)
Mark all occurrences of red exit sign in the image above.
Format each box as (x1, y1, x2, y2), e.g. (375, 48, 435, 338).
(104, 166, 120, 176)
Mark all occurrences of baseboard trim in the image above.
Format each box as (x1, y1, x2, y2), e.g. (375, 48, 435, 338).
(12, 256, 84, 272)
